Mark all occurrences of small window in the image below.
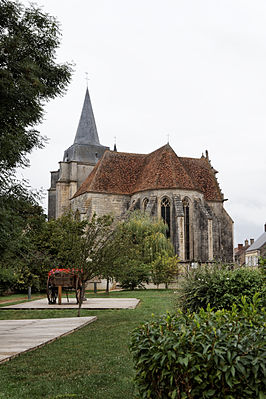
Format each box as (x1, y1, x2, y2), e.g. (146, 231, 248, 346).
(74, 209, 81, 221)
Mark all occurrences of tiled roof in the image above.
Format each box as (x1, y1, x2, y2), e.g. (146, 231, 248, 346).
(180, 156, 223, 201)
(73, 144, 223, 201)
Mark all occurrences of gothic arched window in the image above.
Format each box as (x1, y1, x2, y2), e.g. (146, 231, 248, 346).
(161, 197, 171, 238)
(74, 209, 81, 221)
(143, 198, 149, 212)
(183, 198, 190, 260)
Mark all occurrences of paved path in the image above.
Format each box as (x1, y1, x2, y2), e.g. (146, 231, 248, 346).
(0, 316, 96, 363)
(2, 297, 140, 310)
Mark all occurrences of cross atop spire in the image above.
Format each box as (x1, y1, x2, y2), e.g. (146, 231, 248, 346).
(74, 88, 100, 146)
(85, 72, 89, 87)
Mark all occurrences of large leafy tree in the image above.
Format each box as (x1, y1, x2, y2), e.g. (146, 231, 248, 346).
(0, 0, 72, 290)
(113, 211, 178, 289)
(0, 0, 72, 177)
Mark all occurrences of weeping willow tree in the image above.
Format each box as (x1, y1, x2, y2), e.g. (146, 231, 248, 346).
(113, 211, 179, 289)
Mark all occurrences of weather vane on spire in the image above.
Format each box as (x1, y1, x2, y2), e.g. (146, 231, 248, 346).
(167, 133, 170, 144)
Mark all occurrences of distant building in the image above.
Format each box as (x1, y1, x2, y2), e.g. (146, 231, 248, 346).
(48, 88, 234, 265)
(234, 239, 250, 266)
(245, 225, 266, 266)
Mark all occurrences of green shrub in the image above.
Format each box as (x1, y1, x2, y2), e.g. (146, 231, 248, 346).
(259, 257, 266, 276)
(177, 265, 265, 312)
(130, 295, 266, 399)
(118, 260, 150, 290)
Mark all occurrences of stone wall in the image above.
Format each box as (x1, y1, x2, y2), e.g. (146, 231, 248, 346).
(48, 161, 95, 219)
(48, 170, 59, 220)
(71, 192, 129, 219)
(70, 187, 234, 264)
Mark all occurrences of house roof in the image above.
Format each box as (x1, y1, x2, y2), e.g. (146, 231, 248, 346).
(73, 144, 224, 201)
(246, 232, 266, 252)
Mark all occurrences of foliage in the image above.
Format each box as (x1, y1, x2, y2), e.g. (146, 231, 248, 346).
(151, 254, 179, 288)
(0, 0, 72, 291)
(0, 266, 16, 295)
(259, 257, 266, 276)
(0, 185, 46, 292)
(130, 294, 266, 399)
(37, 212, 115, 314)
(177, 264, 265, 312)
(113, 211, 177, 289)
(117, 260, 150, 290)
(0, 0, 72, 176)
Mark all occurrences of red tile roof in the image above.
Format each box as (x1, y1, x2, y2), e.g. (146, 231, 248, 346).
(73, 144, 223, 201)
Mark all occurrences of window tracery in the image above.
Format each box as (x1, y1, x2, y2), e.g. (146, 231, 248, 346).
(161, 197, 171, 238)
(183, 198, 190, 260)
(143, 198, 149, 212)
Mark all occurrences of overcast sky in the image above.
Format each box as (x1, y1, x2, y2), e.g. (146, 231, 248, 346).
(18, 0, 266, 246)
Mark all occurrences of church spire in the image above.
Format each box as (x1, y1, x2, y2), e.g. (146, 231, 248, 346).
(74, 88, 100, 145)
(63, 87, 109, 163)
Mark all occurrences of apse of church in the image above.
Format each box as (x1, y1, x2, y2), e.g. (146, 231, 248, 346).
(48, 89, 234, 264)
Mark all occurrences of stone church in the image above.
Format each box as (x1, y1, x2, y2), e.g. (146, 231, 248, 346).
(48, 89, 234, 264)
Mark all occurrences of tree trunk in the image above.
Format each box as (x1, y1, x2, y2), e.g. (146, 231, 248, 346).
(77, 284, 85, 317)
(106, 277, 109, 293)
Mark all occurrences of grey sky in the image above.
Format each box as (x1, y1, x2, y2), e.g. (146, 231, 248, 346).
(18, 0, 266, 245)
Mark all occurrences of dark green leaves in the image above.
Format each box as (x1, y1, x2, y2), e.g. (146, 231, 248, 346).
(0, 0, 72, 172)
(130, 298, 266, 398)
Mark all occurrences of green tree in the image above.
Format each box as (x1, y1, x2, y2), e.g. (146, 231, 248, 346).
(151, 254, 179, 288)
(0, 0, 72, 177)
(37, 213, 114, 315)
(0, 0, 72, 290)
(0, 185, 46, 293)
(113, 212, 177, 289)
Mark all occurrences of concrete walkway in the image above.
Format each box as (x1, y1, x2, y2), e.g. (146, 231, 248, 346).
(0, 316, 96, 363)
(1, 297, 140, 310)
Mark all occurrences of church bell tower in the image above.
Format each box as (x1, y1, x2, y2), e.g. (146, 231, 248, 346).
(48, 88, 109, 219)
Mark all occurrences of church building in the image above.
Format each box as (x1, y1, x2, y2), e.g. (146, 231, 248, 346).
(48, 89, 234, 264)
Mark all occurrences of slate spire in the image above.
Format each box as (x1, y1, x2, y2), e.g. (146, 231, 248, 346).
(63, 88, 109, 163)
(74, 88, 100, 145)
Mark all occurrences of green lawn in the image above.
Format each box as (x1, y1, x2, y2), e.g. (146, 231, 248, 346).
(0, 290, 176, 399)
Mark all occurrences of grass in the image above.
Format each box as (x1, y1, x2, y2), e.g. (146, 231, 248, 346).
(0, 290, 176, 399)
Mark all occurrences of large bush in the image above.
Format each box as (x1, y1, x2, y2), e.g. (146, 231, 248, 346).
(130, 295, 266, 399)
(177, 265, 265, 312)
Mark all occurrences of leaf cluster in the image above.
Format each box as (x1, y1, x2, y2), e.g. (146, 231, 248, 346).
(130, 294, 266, 399)
(0, 182, 46, 292)
(0, 0, 72, 174)
(177, 265, 265, 312)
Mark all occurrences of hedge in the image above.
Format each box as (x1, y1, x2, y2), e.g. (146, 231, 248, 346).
(130, 295, 266, 399)
(177, 266, 265, 312)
